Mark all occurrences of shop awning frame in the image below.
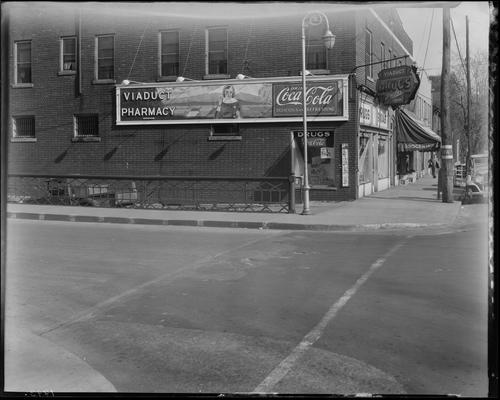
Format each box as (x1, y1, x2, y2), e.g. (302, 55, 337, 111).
(395, 108, 441, 152)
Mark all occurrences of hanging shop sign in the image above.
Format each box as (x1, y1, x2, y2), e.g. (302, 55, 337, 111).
(115, 77, 348, 125)
(359, 101, 389, 130)
(375, 65, 420, 107)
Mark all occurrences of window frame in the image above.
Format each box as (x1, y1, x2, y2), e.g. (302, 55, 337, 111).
(11, 115, 36, 141)
(306, 37, 328, 72)
(13, 40, 33, 87)
(365, 29, 373, 80)
(158, 29, 180, 80)
(59, 36, 77, 74)
(94, 34, 115, 84)
(205, 26, 229, 79)
(73, 114, 101, 142)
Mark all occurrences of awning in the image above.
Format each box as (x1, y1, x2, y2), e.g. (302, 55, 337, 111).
(395, 108, 441, 152)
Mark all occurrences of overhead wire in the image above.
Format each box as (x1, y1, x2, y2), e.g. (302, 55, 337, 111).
(127, 24, 150, 80)
(450, 16, 467, 76)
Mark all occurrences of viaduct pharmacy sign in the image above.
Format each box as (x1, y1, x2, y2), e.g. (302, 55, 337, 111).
(115, 76, 349, 125)
(375, 65, 420, 107)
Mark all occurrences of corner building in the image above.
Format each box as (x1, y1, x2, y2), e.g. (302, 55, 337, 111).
(6, 3, 429, 211)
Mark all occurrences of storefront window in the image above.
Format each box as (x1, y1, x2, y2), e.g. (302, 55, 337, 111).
(294, 131, 335, 187)
(359, 135, 372, 183)
(378, 136, 389, 179)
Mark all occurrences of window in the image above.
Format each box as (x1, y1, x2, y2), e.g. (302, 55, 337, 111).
(380, 42, 385, 68)
(378, 136, 389, 179)
(359, 135, 372, 183)
(306, 37, 327, 70)
(160, 30, 179, 77)
(60, 36, 77, 72)
(12, 116, 35, 138)
(207, 27, 228, 75)
(74, 114, 99, 137)
(95, 35, 114, 81)
(15, 41, 32, 84)
(365, 29, 373, 79)
(208, 124, 241, 141)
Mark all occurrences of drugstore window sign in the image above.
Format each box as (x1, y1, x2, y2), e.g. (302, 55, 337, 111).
(115, 77, 348, 125)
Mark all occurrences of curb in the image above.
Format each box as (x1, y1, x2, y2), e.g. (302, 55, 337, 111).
(7, 211, 444, 232)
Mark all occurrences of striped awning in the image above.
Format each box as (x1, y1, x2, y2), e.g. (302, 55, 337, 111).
(395, 108, 441, 152)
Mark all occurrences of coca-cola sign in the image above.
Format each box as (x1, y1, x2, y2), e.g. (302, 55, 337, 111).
(273, 81, 343, 117)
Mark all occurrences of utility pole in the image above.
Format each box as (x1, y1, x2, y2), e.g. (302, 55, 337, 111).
(466, 15, 471, 179)
(440, 6, 454, 202)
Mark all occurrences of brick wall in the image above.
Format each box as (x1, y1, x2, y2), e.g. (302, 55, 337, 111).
(6, 3, 411, 202)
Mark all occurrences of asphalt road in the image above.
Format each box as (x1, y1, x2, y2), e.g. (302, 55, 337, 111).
(5, 204, 489, 395)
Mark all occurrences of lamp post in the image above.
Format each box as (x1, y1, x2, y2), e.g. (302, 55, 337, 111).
(301, 11, 335, 215)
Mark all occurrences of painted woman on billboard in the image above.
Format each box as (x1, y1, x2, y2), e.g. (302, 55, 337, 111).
(215, 85, 241, 119)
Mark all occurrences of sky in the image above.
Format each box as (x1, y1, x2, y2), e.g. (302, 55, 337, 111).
(397, 1, 492, 77)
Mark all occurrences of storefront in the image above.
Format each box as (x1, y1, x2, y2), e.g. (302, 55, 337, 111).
(116, 75, 356, 204)
(394, 108, 441, 183)
(357, 96, 393, 198)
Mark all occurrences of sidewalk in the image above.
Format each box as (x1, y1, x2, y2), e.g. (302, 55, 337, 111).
(6, 175, 463, 232)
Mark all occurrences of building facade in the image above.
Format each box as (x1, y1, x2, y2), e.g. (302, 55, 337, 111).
(5, 2, 436, 211)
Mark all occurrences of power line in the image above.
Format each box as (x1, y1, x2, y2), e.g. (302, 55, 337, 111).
(450, 16, 467, 76)
(421, 8, 434, 71)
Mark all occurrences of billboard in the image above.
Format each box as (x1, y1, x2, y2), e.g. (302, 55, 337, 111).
(115, 77, 348, 125)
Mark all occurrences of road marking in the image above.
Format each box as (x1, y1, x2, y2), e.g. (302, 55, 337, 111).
(38, 233, 278, 336)
(252, 240, 407, 393)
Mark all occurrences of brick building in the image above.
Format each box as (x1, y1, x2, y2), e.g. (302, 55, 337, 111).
(5, 2, 438, 211)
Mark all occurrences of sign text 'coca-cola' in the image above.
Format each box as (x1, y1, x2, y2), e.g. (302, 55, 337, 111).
(273, 81, 343, 117)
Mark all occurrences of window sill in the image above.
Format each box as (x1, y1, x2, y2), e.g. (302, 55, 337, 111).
(12, 83, 34, 88)
(72, 136, 101, 142)
(11, 137, 37, 142)
(308, 69, 331, 75)
(208, 135, 242, 141)
(310, 186, 338, 190)
(58, 70, 77, 76)
(203, 74, 230, 80)
(157, 76, 178, 82)
(92, 79, 116, 85)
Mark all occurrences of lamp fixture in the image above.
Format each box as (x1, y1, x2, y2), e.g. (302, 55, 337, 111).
(176, 76, 197, 82)
(121, 79, 146, 85)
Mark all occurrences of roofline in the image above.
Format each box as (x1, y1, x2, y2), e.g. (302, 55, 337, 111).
(369, 8, 416, 63)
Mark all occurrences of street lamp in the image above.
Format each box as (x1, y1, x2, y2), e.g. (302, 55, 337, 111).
(301, 11, 335, 215)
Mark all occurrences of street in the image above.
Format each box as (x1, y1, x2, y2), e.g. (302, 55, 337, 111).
(5, 204, 489, 395)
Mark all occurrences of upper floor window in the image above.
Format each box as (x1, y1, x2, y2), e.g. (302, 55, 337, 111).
(160, 30, 180, 77)
(60, 36, 77, 72)
(306, 37, 327, 70)
(12, 116, 35, 138)
(206, 27, 228, 75)
(14, 40, 32, 84)
(365, 29, 373, 79)
(95, 35, 114, 81)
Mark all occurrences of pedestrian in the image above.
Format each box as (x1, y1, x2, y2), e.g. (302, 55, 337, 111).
(428, 158, 436, 178)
